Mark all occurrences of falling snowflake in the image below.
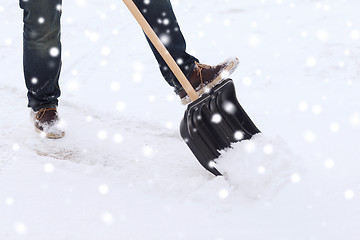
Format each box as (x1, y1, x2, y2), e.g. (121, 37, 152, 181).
(14, 222, 27, 235)
(329, 122, 340, 132)
(110, 81, 120, 91)
(223, 101, 236, 114)
(324, 159, 335, 169)
(76, 0, 87, 7)
(211, 114, 222, 124)
(208, 161, 216, 168)
(101, 46, 111, 56)
(258, 166, 266, 174)
(350, 30, 360, 40)
(234, 131, 244, 141)
(100, 59, 107, 66)
(248, 35, 260, 46)
(242, 77, 252, 86)
(6, 197, 14, 205)
(97, 130, 107, 140)
(166, 94, 174, 102)
(113, 134, 123, 143)
(344, 190, 355, 200)
(298, 102, 308, 112)
(163, 18, 170, 25)
(132, 61, 144, 82)
(86, 116, 93, 122)
(306, 57, 317, 67)
(148, 95, 156, 102)
(245, 141, 256, 153)
(12, 143, 20, 151)
(303, 131, 316, 143)
(66, 18, 73, 24)
(312, 105, 322, 114)
(4, 38, 12, 46)
(317, 29, 329, 41)
(291, 173, 301, 183)
(219, 189, 229, 199)
(350, 113, 360, 126)
(99, 184, 109, 194)
(263, 144, 273, 154)
(99, 13, 107, 20)
(301, 31, 308, 38)
(224, 19, 231, 26)
(101, 212, 114, 224)
(84, 30, 99, 42)
(38, 17, 45, 24)
(322, 4, 330, 11)
(255, 69, 262, 76)
(116, 101, 126, 111)
(49, 47, 60, 57)
(132, 72, 142, 82)
(205, 15, 211, 23)
(160, 34, 171, 45)
(66, 80, 80, 91)
(44, 163, 54, 173)
(176, 58, 184, 65)
(165, 122, 174, 129)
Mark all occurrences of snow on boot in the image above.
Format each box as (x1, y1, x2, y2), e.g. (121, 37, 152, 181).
(178, 57, 240, 104)
(31, 107, 65, 139)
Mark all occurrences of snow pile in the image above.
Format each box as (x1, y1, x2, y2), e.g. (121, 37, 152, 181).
(216, 134, 304, 199)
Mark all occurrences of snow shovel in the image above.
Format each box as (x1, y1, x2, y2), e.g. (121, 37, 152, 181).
(123, 0, 260, 176)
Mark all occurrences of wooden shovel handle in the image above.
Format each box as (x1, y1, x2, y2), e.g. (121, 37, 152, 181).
(122, 0, 198, 102)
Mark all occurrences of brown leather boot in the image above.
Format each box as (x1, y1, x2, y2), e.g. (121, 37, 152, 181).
(178, 57, 239, 104)
(31, 107, 65, 139)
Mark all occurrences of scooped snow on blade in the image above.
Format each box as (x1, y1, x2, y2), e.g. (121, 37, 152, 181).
(180, 78, 260, 176)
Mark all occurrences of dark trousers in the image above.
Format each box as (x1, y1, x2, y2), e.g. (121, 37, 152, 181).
(20, 0, 198, 111)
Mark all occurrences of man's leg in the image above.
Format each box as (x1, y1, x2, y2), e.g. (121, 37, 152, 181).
(132, 0, 239, 104)
(20, 0, 65, 139)
(20, 0, 62, 111)
(133, 0, 199, 95)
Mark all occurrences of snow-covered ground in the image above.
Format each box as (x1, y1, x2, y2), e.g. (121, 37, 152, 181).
(1, 0, 360, 239)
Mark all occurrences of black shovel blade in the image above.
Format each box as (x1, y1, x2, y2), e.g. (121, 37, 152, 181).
(180, 79, 260, 176)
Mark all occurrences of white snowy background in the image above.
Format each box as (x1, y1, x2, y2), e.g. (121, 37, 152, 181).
(1, 0, 360, 239)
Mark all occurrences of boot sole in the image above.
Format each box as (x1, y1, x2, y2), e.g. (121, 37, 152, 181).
(35, 127, 65, 139)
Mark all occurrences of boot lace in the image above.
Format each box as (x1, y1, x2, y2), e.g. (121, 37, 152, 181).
(194, 61, 212, 89)
(35, 108, 57, 120)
